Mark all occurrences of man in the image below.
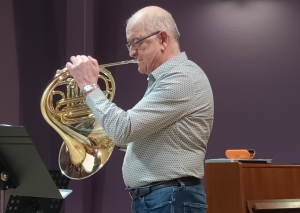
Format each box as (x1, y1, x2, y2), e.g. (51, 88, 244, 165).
(66, 6, 214, 213)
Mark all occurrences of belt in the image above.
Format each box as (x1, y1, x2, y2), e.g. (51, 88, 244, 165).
(128, 176, 201, 200)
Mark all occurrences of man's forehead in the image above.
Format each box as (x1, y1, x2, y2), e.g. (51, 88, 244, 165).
(126, 22, 144, 40)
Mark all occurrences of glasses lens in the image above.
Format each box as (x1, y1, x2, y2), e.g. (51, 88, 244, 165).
(126, 43, 138, 51)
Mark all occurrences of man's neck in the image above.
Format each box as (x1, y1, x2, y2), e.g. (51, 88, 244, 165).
(163, 48, 181, 63)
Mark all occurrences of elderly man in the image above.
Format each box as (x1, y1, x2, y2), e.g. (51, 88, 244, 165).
(67, 6, 214, 213)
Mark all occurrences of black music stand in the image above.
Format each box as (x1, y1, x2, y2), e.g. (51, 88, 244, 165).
(5, 170, 70, 213)
(0, 125, 72, 213)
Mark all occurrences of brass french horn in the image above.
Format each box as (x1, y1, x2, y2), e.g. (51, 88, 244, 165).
(40, 59, 137, 179)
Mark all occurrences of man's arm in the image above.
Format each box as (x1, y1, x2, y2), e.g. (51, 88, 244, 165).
(86, 71, 194, 146)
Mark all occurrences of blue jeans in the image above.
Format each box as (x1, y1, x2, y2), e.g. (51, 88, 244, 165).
(130, 181, 207, 213)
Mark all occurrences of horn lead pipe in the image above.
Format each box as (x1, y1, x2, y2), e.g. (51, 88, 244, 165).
(57, 59, 138, 73)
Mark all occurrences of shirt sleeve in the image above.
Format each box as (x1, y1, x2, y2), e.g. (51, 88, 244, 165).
(85, 71, 194, 146)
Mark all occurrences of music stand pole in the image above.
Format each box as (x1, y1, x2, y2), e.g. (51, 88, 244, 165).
(1, 171, 9, 213)
(1, 190, 3, 213)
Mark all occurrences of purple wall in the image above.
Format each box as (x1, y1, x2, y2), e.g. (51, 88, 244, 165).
(0, 1, 19, 208)
(1, 0, 299, 213)
(12, 0, 67, 170)
(0, 0, 19, 126)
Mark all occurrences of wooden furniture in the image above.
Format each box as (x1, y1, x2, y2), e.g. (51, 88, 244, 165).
(205, 162, 300, 213)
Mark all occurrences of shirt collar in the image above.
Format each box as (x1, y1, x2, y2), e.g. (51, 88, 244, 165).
(148, 52, 188, 81)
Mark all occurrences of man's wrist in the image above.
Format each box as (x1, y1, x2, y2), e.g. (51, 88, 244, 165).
(81, 83, 99, 95)
(84, 86, 100, 96)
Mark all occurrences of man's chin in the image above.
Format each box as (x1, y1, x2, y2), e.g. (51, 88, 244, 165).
(138, 68, 146, 74)
(137, 64, 146, 74)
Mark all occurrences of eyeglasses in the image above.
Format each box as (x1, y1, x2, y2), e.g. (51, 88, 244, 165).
(126, 31, 160, 51)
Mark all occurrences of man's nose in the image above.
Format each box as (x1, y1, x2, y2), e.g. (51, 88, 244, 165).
(129, 48, 137, 57)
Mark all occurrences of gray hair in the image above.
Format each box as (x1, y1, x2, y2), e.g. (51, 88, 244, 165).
(127, 11, 180, 43)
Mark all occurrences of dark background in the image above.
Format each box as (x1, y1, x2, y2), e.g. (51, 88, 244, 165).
(1, 0, 299, 212)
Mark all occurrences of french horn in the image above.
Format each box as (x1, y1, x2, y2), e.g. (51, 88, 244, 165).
(40, 59, 137, 179)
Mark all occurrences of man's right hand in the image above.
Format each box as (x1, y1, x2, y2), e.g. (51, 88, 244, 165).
(66, 55, 100, 90)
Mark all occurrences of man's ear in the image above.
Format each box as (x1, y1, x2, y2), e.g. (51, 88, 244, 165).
(159, 31, 169, 50)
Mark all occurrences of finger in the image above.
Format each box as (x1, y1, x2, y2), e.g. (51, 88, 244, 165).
(81, 55, 89, 62)
(66, 62, 73, 70)
(76, 55, 83, 64)
(88, 56, 98, 67)
(70, 56, 77, 64)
